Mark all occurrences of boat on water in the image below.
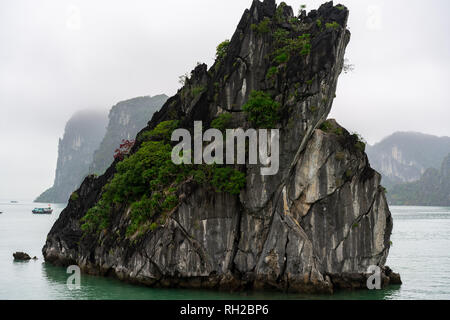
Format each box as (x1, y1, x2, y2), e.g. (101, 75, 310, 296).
(32, 207, 53, 214)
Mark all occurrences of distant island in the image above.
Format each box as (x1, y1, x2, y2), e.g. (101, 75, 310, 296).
(34, 109, 108, 204)
(366, 132, 450, 206)
(388, 153, 450, 206)
(35, 94, 168, 204)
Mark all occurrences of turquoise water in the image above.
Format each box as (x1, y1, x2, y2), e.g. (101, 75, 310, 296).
(0, 200, 449, 300)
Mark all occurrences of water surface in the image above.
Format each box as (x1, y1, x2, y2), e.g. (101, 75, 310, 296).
(1, 201, 449, 300)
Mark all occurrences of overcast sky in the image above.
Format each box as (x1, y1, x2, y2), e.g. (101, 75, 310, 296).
(1, 0, 449, 200)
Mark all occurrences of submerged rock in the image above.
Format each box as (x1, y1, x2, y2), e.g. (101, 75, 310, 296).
(13, 252, 32, 261)
(43, 0, 399, 293)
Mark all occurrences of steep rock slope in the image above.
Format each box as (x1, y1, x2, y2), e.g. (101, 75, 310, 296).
(43, 1, 399, 293)
(89, 95, 168, 175)
(35, 110, 108, 204)
(388, 153, 450, 206)
(366, 132, 450, 188)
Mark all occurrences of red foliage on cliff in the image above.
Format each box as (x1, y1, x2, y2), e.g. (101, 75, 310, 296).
(114, 139, 135, 160)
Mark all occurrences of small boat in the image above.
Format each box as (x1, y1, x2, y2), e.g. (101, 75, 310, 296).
(32, 207, 53, 214)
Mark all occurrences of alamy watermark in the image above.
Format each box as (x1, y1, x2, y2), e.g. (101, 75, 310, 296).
(366, 5, 383, 31)
(366, 265, 382, 290)
(171, 121, 280, 176)
(66, 265, 81, 290)
(66, 5, 81, 31)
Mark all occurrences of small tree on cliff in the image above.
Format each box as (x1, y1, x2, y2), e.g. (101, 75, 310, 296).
(114, 139, 135, 161)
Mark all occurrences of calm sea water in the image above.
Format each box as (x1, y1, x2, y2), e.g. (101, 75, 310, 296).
(0, 200, 449, 300)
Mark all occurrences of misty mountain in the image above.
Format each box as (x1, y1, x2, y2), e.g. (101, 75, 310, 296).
(388, 153, 450, 206)
(89, 94, 168, 175)
(35, 110, 108, 203)
(366, 132, 450, 188)
(35, 94, 168, 203)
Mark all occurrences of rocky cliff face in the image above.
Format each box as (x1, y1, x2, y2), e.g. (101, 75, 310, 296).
(35, 110, 108, 204)
(89, 95, 168, 175)
(43, 0, 400, 293)
(366, 132, 450, 188)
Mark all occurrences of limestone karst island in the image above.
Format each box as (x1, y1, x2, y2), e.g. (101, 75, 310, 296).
(3, 0, 450, 309)
(43, 0, 400, 293)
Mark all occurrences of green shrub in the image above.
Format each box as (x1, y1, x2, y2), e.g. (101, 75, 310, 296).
(319, 120, 344, 136)
(70, 192, 79, 202)
(191, 85, 206, 99)
(319, 121, 332, 132)
(242, 91, 281, 128)
(251, 17, 271, 35)
(297, 34, 312, 55)
(211, 167, 246, 195)
(273, 33, 311, 61)
(138, 120, 180, 142)
(335, 127, 344, 135)
(355, 140, 366, 152)
(81, 200, 111, 233)
(266, 66, 279, 79)
(126, 194, 160, 237)
(274, 28, 289, 45)
(273, 52, 288, 64)
(211, 113, 232, 132)
(216, 40, 230, 61)
(316, 19, 322, 29)
(352, 133, 366, 152)
(275, 2, 288, 23)
(192, 169, 207, 184)
(326, 21, 340, 30)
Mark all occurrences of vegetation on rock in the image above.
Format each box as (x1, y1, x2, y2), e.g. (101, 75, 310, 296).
(70, 192, 79, 202)
(81, 120, 246, 238)
(326, 21, 340, 30)
(211, 113, 232, 132)
(251, 17, 272, 35)
(216, 40, 230, 61)
(242, 91, 280, 128)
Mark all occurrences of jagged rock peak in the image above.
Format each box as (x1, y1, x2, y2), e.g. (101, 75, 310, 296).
(43, 1, 399, 294)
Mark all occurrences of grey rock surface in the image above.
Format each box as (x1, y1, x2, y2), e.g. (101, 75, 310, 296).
(43, 0, 400, 293)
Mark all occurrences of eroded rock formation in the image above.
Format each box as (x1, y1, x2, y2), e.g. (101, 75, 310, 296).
(43, 0, 400, 293)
